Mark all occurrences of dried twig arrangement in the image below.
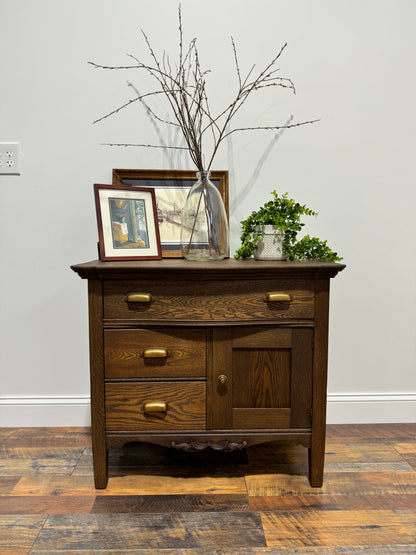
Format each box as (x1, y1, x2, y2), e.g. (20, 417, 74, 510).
(89, 5, 318, 172)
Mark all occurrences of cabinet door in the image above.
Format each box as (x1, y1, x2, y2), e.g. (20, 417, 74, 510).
(211, 327, 313, 430)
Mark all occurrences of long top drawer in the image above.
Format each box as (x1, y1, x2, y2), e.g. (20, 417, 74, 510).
(103, 279, 315, 322)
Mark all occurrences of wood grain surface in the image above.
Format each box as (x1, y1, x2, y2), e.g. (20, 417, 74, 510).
(212, 326, 313, 431)
(104, 328, 206, 378)
(0, 423, 415, 553)
(103, 278, 315, 322)
(105, 381, 206, 430)
(32, 513, 266, 551)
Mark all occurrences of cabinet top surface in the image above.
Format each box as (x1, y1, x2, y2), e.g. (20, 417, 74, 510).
(71, 259, 345, 280)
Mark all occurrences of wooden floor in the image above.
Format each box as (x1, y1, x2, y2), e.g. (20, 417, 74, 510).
(0, 424, 415, 554)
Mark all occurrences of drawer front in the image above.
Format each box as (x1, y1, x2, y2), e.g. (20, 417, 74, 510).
(103, 279, 314, 321)
(105, 382, 206, 431)
(104, 328, 206, 378)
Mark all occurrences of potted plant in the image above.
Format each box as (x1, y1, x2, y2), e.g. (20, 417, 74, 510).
(234, 190, 342, 262)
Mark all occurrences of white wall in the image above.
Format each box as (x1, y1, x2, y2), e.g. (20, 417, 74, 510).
(1, 0, 415, 426)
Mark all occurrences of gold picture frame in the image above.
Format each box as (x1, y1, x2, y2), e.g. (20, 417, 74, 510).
(113, 169, 229, 258)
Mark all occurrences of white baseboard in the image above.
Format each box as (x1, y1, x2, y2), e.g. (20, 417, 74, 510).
(327, 393, 416, 424)
(0, 396, 91, 427)
(0, 394, 415, 427)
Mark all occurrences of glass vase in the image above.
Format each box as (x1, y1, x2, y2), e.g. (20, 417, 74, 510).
(180, 171, 229, 260)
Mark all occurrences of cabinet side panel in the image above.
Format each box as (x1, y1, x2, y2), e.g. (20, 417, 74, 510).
(310, 278, 330, 486)
(88, 279, 107, 488)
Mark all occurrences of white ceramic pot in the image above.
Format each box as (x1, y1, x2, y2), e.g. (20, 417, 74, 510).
(254, 225, 287, 260)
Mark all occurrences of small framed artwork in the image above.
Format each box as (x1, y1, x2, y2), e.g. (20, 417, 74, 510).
(112, 169, 229, 257)
(94, 183, 162, 261)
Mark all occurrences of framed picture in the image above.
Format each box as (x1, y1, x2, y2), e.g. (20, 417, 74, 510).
(94, 183, 162, 261)
(112, 169, 229, 258)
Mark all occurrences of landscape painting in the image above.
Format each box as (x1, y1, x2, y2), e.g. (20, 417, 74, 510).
(153, 187, 189, 244)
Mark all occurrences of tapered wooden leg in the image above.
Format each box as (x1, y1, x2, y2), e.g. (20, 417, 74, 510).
(308, 444, 324, 487)
(88, 279, 108, 489)
(308, 278, 330, 488)
(93, 445, 108, 489)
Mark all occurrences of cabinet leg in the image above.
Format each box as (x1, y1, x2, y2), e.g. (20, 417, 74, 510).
(93, 448, 109, 489)
(308, 445, 324, 487)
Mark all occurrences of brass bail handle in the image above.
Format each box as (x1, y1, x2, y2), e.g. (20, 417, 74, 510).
(142, 348, 169, 359)
(217, 375, 228, 386)
(265, 292, 291, 302)
(127, 292, 153, 303)
(143, 401, 168, 413)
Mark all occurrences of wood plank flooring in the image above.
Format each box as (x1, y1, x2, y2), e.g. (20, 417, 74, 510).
(0, 424, 415, 553)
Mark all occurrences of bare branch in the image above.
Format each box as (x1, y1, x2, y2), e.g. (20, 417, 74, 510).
(221, 119, 320, 140)
(178, 3, 183, 73)
(93, 90, 175, 124)
(101, 142, 189, 150)
(127, 82, 180, 128)
(90, 10, 317, 174)
(253, 42, 288, 85)
(88, 61, 141, 70)
(254, 80, 296, 92)
(231, 37, 242, 89)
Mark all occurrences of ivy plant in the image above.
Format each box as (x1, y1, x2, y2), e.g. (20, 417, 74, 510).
(234, 190, 342, 262)
(285, 235, 342, 262)
(234, 190, 316, 259)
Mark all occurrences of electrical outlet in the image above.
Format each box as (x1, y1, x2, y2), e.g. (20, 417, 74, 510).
(0, 142, 21, 175)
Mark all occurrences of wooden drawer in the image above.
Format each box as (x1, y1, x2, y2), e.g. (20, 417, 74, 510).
(104, 328, 206, 378)
(103, 279, 314, 322)
(105, 382, 206, 431)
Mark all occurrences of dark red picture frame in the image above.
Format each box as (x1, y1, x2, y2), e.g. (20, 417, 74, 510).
(94, 183, 162, 261)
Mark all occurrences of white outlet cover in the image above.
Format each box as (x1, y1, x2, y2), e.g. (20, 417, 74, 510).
(0, 142, 21, 175)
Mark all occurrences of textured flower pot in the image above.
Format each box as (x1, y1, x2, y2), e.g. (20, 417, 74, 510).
(254, 225, 287, 260)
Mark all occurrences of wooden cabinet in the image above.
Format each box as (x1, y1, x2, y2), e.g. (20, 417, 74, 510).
(72, 259, 345, 489)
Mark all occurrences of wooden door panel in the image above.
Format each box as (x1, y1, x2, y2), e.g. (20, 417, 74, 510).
(212, 327, 313, 430)
(232, 349, 291, 408)
(232, 327, 292, 348)
(233, 408, 291, 428)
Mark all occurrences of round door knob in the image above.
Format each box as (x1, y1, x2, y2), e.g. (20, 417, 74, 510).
(217, 374, 228, 386)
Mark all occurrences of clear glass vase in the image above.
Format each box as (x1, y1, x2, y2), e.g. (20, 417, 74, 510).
(180, 171, 229, 260)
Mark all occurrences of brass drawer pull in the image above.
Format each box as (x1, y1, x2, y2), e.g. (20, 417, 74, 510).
(217, 374, 228, 386)
(143, 401, 168, 413)
(127, 292, 153, 303)
(265, 292, 291, 302)
(142, 348, 169, 359)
